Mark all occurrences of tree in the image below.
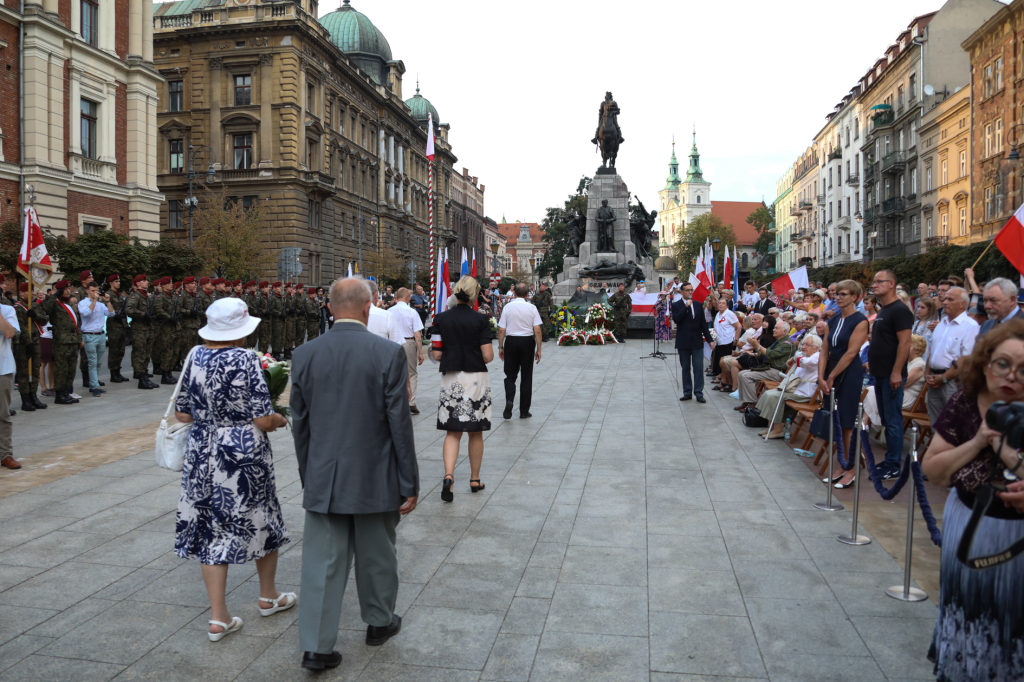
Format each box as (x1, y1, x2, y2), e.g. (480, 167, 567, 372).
(674, 213, 738, 280)
(192, 189, 274, 280)
(0, 221, 25, 276)
(508, 264, 532, 283)
(44, 230, 151, 285)
(148, 238, 205, 281)
(536, 176, 590, 280)
(746, 204, 775, 265)
(365, 246, 408, 289)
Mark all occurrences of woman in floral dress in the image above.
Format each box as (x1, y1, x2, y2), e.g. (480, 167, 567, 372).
(174, 298, 293, 642)
(655, 292, 674, 342)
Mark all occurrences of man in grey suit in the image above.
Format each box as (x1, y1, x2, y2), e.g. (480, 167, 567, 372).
(290, 278, 419, 671)
(977, 278, 1024, 337)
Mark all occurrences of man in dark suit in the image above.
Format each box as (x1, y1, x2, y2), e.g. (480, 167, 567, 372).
(977, 277, 1024, 337)
(671, 282, 714, 403)
(290, 278, 420, 671)
(751, 287, 773, 316)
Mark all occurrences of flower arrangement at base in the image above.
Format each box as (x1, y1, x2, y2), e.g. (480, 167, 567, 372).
(259, 353, 291, 422)
(558, 328, 586, 346)
(581, 301, 619, 344)
(583, 302, 611, 327)
(585, 329, 618, 345)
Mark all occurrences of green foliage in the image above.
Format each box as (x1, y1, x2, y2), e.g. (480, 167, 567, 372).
(803, 243, 1019, 289)
(0, 221, 25, 276)
(193, 189, 275, 280)
(46, 230, 151, 285)
(148, 238, 205, 281)
(536, 176, 591, 280)
(747, 205, 774, 259)
(498, 276, 517, 294)
(673, 213, 738, 279)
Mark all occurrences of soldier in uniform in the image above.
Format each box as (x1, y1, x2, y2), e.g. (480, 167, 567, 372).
(171, 281, 185, 370)
(532, 281, 554, 342)
(232, 279, 243, 299)
(151, 278, 177, 384)
(179, 276, 201, 357)
(73, 270, 97, 389)
(104, 274, 130, 382)
(244, 280, 258, 348)
(257, 281, 271, 354)
(293, 286, 309, 348)
(608, 282, 633, 340)
(304, 287, 320, 342)
(39, 280, 82, 404)
(14, 282, 48, 411)
(196, 277, 213, 326)
(125, 275, 159, 389)
(269, 281, 286, 360)
(212, 278, 228, 301)
(283, 282, 296, 359)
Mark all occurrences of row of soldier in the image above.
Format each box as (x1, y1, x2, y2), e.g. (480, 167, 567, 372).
(11, 271, 324, 407)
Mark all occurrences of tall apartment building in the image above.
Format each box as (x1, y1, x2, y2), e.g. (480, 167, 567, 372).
(774, 167, 795, 272)
(450, 167, 485, 259)
(0, 0, 163, 250)
(918, 84, 971, 249)
(817, 90, 866, 266)
(791, 145, 819, 268)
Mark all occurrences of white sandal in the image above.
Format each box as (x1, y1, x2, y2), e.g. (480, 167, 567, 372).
(208, 616, 243, 642)
(258, 592, 297, 617)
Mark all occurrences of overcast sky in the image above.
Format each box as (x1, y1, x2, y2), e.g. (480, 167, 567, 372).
(323, 0, 979, 227)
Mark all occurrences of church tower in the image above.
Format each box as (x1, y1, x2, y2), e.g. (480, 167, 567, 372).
(681, 129, 711, 209)
(657, 130, 713, 254)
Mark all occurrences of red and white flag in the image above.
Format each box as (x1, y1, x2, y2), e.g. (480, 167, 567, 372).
(770, 265, 809, 297)
(995, 201, 1024, 277)
(426, 113, 435, 161)
(689, 251, 711, 303)
(723, 246, 732, 290)
(16, 206, 52, 284)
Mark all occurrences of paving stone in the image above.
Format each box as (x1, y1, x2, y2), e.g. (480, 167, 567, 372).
(649, 611, 766, 678)
(745, 598, 869, 658)
(546, 583, 647, 636)
(0, 655, 124, 681)
(23, 599, 117, 639)
(0, 567, 43, 594)
(850, 615, 938, 679)
(531, 631, 649, 682)
(111, 630, 272, 681)
(732, 559, 835, 601)
(415, 563, 521, 612)
(481, 633, 538, 681)
(648, 534, 732, 571)
(500, 597, 550, 636)
(760, 653, 886, 682)
(0, 562, 133, 611)
(527, 542, 566, 569)
(0, 635, 52, 675)
(0, 530, 118, 569)
(648, 569, 746, 617)
(821, 570, 937, 620)
(236, 624, 373, 682)
(559, 545, 647, 586)
(371, 604, 503, 670)
(76, 530, 175, 568)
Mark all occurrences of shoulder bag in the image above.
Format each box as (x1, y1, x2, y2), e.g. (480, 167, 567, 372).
(155, 345, 199, 471)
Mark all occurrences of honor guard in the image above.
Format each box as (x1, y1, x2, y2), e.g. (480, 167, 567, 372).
(269, 282, 286, 360)
(125, 275, 159, 389)
(532, 281, 554, 342)
(105, 274, 130, 383)
(257, 281, 271, 354)
(244, 281, 258, 348)
(39, 280, 82, 404)
(305, 287, 320, 342)
(13, 282, 48, 411)
(180, 276, 201, 357)
(151, 278, 177, 384)
(608, 282, 632, 339)
(283, 282, 297, 359)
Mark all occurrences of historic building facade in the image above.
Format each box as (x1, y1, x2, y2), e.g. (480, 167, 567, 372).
(791, 145, 820, 268)
(152, 0, 458, 283)
(919, 85, 972, 248)
(774, 167, 795, 272)
(0, 0, 163, 251)
(497, 221, 544, 283)
(450, 166, 485, 259)
(482, 218, 506, 277)
(816, 90, 866, 267)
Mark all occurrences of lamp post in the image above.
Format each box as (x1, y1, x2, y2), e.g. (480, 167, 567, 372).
(711, 237, 721, 280)
(490, 239, 500, 274)
(529, 256, 536, 284)
(185, 142, 217, 248)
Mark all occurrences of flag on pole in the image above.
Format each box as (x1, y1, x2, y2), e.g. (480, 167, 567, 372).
(770, 265, 810, 297)
(426, 114, 435, 162)
(733, 247, 740, 309)
(16, 206, 52, 284)
(696, 246, 712, 292)
(691, 252, 711, 303)
(347, 262, 353, 278)
(994, 201, 1024, 276)
(471, 248, 477, 278)
(434, 248, 447, 314)
(723, 245, 732, 290)
(460, 247, 469, 277)
(704, 239, 714, 287)
(427, 112, 436, 320)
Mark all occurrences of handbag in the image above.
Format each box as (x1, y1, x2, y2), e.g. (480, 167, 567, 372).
(809, 402, 832, 441)
(154, 346, 198, 472)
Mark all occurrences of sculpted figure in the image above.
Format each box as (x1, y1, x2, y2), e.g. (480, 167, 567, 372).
(595, 200, 616, 252)
(592, 92, 624, 170)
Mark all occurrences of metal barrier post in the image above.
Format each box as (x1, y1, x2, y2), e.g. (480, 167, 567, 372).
(886, 426, 928, 601)
(838, 402, 871, 546)
(816, 390, 844, 511)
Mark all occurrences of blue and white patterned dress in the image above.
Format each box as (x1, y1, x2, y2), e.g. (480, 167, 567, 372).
(174, 347, 289, 564)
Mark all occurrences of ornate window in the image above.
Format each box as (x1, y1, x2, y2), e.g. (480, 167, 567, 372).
(169, 139, 183, 173)
(168, 80, 183, 112)
(233, 133, 252, 169)
(80, 100, 98, 159)
(81, 0, 98, 46)
(168, 200, 183, 230)
(234, 75, 251, 106)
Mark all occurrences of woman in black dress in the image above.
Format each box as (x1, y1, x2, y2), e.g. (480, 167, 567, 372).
(817, 279, 869, 488)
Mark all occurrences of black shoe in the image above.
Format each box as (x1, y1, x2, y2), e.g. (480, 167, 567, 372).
(441, 476, 454, 503)
(520, 412, 532, 418)
(301, 651, 342, 671)
(161, 372, 177, 385)
(55, 391, 76, 405)
(680, 395, 692, 401)
(8, 408, 14, 416)
(173, 362, 183, 372)
(19, 397, 35, 412)
(138, 378, 159, 390)
(30, 394, 47, 409)
(881, 467, 900, 480)
(366, 614, 401, 646)
(503, 401, 513, 420)
(109, 372, 127, 383)
(696, 395, 706, 403)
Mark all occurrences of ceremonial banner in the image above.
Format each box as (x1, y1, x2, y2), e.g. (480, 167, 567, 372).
(17, 206, 52, 286)
(628, 291, 659, 316)
(994, 200, 1024, 275)
(770, 265, 809, 296)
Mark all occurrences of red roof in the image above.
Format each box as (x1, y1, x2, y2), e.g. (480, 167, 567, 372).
(497, 223, 544, 246)
(711, 201, 764, 246)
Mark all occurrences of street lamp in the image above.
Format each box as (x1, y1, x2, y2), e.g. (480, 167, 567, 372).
(490, 239, 500, 274)
(185, 142, 217, 248)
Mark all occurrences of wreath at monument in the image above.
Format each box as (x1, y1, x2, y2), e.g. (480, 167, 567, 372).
(582, 302, 618, 345)
(556, 327, 586, 346)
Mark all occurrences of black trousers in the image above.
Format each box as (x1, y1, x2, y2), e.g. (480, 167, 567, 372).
(503, 336, 535, 415)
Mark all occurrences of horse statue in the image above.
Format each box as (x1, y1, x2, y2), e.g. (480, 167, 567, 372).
(591, 91, 624, 171)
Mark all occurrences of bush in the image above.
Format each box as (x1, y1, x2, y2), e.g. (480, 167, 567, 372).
(805, 243, 1018, 287)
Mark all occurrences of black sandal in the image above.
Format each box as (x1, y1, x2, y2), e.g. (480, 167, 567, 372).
(441, 476, 454, 502)
(470, 479, 485, 493)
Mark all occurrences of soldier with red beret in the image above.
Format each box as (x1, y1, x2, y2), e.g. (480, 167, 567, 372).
(232, 279, 243, 299)
(105, 275, 130, 383)
(13, 281, 49, 412)
(283, 282, 297, 359)
(304, 287, 320, 343)
(179, 276, 201, 360)
(257, 281, 272, 354)
(125, 275, 159, 389)
(270, 282, 286, 360)
(151, 277, 177, 384)
(39, 280, 82, 404)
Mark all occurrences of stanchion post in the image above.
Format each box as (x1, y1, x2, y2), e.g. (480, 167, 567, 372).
(815, 390, 844, 511)
(886, 425, 928, 602)
(838, 402, 871, 546)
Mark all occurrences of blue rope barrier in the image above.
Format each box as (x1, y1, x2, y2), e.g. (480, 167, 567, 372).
(860, 429, 913, 501)
(912, 461, 943, 547)
(833, 407, 853, 470)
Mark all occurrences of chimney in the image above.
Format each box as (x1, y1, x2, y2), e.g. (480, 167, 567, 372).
(387, 60, 405, 99)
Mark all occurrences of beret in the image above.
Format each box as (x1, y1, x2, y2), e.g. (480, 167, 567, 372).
(54, 279, 71, 289)
(172, 281, 182, 289)
(233, 279, 242, 286)
(132, 274, 148, 285)
(272, 281, 282, 287)
(182, 276, 195, 285)
(107, 274, 119, 283)
(199, 277, 211, 286)
(259, 281, 269, 288)
(308, 287, 316, 294)
(19, 282, 28, 292)
(80, 270, 92, 281)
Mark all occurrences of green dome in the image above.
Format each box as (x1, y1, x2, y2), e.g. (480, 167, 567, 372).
(405, 85, 440, 128)
(320, 0, 393, 85)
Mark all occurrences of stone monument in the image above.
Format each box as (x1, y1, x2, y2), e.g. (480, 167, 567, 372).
(553, 92, 654, 301)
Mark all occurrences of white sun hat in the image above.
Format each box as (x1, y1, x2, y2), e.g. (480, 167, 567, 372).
(199, 298, 261, 341)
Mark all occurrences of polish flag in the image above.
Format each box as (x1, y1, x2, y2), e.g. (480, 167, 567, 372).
(994, 201, 1024, 276)
(434, 248, 448, 314)
(471, 248, 479, 310)
(770, 265, 810, 298)
(426, 114, 435, 161)
(16, 206, 52, 282)
(723, 245, 732, 290)
(696, 246, 712, 291)
(690, 253, 711, 303)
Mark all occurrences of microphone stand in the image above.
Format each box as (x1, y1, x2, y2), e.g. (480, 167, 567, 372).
(641, 297, 675, 360)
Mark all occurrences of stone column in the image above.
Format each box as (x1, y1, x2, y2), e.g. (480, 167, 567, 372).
(297, 59, 306, 167)
(42, 0, 58, 20)
(142, 0, 153, 62)
(388, 134, 394, 167)
(68, 68, 82, 156)
(48, 52, 64, 167)
(259, 53, 272, 168)
(209, 58, 222, 165)
(128, 0, 142, 59)
(378, 128, 386, 206)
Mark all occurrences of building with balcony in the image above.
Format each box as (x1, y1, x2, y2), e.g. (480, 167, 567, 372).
(0, 0, 164, 255)
(859, 0, 1001, 261)
(774, 167, 795, 271)
(815, 89, 866, 267)
(451, 167, 486, 260)
(151, 0, 459, 283)
(792, 145, 819, 267)
(962, 0, 1024, 244)
(497, 221, 545, 283)
(919, 84, 971, 249)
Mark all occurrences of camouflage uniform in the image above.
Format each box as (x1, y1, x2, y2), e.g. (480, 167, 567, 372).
(608, 290, 632, 340)
(106, 288, 130, 377)
(283, 291, 296, 355)
(13, 300, 47, 399)
(305, 295, 320, 342)
(195, 289, 212, 328)
(532, 288, 553, 340)
(256, 291, 271, 354)
(125, 289, 156, 378)
(152, 289, 177, 376)
(179, 291, 200, 358)
(40, 296, 82, 396)
(269, 291, 286, 358)
(245, 291, 258, 348)
(293, 295, 308, 348)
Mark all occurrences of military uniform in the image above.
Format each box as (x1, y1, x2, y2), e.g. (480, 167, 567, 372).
(125, 279, 159, 389)
(269, 287, 286, 359)
(179, 283, 201, 358)
(151, 283, 177, 383)
(72, 283, 93, 386)
(106, 282, 130, 382)
(256, 287, 271, 354)
(40, 286, 82, 404)
(283, 289, 297, 357)
(532, 287, 554, 341)
(293, 294, 309, 348)
(244, 286, 258, 348)
(304, 291, 320, 342)
(608, 289, 632, 340)
(13, 295, 48, 410)
(195, 287, 212, 328)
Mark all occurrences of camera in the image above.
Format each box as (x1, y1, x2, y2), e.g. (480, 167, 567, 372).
(985, 401, 1024, 451)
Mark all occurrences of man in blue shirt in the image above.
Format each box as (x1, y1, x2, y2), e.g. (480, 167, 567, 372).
(410, 284, 428, 325)
(77, 282, 115, 396)
(824, 282, 841, 319)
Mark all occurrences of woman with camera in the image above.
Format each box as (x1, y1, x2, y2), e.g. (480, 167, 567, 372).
(922, 320, 1024, 681)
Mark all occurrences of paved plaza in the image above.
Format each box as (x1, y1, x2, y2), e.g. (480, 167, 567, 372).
(0, 341, 939, 681)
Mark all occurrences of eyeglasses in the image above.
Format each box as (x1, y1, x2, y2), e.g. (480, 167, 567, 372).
(872, 279, 893, 286)
(989, 358, 1024, 384)
(835, 291, 854, 298)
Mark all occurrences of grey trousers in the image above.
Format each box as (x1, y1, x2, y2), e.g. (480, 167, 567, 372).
(926, 379, 958, 423)
(0, 375, 11, 459)
(298, 509, 400, 654)
(738, 367, 785, 404)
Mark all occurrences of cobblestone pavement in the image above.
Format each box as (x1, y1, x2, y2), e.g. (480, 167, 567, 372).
(0, 340, 938, 681)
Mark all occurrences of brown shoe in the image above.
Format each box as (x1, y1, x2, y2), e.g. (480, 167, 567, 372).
(733, 403, 751, 412)
(1, 456, 21, 470)
(410, 405, 420, 415)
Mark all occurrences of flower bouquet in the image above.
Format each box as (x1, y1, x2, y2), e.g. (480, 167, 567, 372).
(557, 327, 586, 346)
(488, 316, 499, 339)
(583, 302, 611, 327)
(585, 329, 617, 345)
(259, 353, 291, 422)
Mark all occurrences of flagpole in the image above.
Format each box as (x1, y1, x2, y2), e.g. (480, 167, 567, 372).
(970, 239, 996, 270)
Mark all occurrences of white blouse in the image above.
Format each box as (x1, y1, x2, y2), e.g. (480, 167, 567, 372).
(714, 310, 739, 345)
(791, 351, 820, 399)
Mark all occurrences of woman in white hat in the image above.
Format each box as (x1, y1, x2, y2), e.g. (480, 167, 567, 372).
(172, 298, 293, 642)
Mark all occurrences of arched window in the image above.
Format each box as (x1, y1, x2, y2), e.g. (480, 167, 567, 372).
(696, 194, 701, 204)
(741, 252, 748, 268)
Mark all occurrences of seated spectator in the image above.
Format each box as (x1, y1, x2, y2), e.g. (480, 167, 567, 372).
(753, 334, 821, 438)
(734, 320, 795, 412)
(719, 313, 765, 391)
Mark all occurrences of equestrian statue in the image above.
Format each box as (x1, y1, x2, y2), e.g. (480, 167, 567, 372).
(591, 91, 624, 172)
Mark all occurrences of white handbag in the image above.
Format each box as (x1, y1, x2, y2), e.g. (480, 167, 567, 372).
(155, 346, 198, 472)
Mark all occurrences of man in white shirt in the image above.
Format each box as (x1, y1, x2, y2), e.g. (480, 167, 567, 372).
(926, 287, 980, 421)
(77, 282, 115, 397)
(366, 281, 401, 344)
(390, 288, 425, 414)
(0, 297, 19, 469)
(497, 283, 542, 420)
(740, 281, 759, 311)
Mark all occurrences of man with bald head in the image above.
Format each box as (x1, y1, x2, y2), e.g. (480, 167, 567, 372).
(290, 277, 419, 671)
(926, 286, 980, 421)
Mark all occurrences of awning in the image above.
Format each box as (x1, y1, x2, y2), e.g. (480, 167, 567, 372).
(871, 104, 892, 110)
